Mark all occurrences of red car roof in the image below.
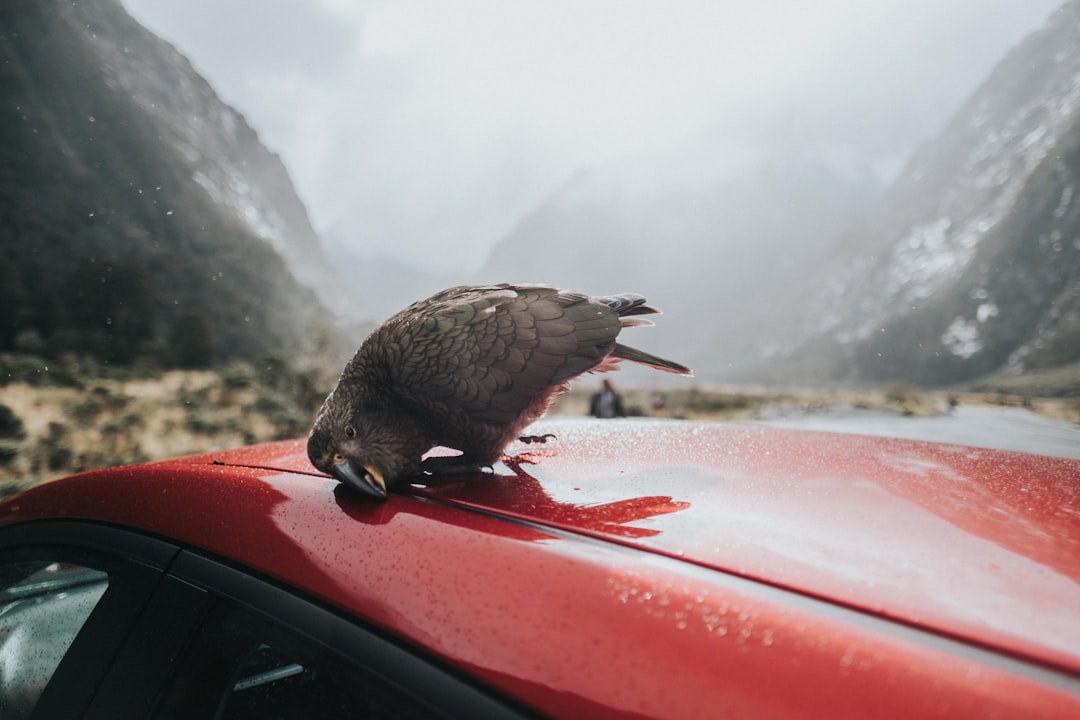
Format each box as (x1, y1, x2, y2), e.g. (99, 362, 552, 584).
(1, 419, 1078, 718)
(413, 419, 1080, 675)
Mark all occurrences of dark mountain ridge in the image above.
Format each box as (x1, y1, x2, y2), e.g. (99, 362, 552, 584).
(0, 0, 335, 367)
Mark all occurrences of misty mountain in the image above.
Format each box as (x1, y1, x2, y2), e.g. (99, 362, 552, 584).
(826, 112, 1080, 385)
(478, 159, 876, 375)
(765, 1, 1080, 386)
(320, 227, 463, 324)
(477, 2, 1080, 388)
(18, 0, 1073, 390)
(0, 0, 337, 366)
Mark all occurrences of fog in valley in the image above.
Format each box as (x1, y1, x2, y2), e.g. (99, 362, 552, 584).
(123, 0, 1057, 271)
(3, 0, 1079, 490)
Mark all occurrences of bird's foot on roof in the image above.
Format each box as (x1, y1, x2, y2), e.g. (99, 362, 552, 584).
(501, 449, 555, 467)
(419, 454, 493, 476)
(507, 434, 557, 467)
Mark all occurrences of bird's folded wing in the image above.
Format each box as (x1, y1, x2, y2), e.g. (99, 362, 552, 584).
(388, 286, 621, 424)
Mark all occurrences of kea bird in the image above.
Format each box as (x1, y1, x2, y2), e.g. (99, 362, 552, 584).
(308, 284, 691, 499)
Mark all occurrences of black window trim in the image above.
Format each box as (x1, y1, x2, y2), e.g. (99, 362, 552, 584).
(0, 519, 534, 719)
(81, 573, 211, 719)
(167, 549, 536, 720)
(0, 520, 180, 720)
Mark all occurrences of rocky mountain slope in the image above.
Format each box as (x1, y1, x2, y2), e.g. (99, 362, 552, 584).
(771, 1, 1080, 386)
(479, 2, 1080, 388)
(0, 0, 339, 367)
(836, 113, 1080, 385)
(78, 0, 346, 313)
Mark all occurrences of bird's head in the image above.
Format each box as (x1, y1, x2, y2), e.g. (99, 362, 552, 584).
(307, 389, 427, 500)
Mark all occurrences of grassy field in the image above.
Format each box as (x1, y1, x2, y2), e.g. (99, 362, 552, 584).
(549, 380, 1080, 424)
(2, 352, 1077, 498)
(0, 355, 332, 497)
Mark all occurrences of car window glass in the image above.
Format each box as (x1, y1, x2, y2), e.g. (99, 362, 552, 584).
(0, 562, 109, 720)
(154, 600, 446, 720)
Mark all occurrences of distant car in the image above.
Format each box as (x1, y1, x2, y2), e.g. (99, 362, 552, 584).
(0, 418, 1077, 719)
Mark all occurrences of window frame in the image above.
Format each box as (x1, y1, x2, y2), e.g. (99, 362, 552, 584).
(0, 519, 534, 719)
(159, 550, 535, 720)
(0, 520, 179, 720)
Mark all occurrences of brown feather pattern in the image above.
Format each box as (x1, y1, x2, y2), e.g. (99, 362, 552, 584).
(308, 284, 691, 492)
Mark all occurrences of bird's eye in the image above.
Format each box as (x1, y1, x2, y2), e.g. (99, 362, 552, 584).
(344, 424, 356, 439)
(333, 452, 346, 464)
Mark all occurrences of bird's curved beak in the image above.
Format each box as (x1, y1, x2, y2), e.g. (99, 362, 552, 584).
(333, 459, 387, 500)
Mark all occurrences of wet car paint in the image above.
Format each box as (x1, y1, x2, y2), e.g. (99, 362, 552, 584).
(0, 419, 1077, 718)
(409, 419, 1080, 676)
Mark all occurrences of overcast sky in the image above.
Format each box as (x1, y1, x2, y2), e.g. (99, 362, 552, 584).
(121, 0, 1062, 271)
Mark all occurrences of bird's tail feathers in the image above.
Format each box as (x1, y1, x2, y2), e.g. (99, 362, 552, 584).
(599, 293, 662, 318)
(612, 343, 693, 376)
